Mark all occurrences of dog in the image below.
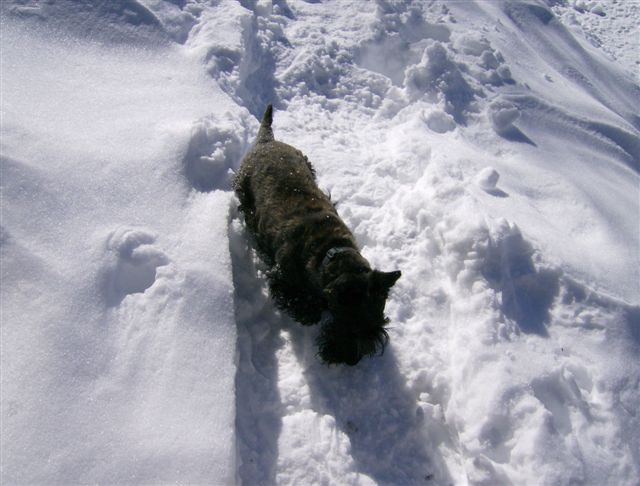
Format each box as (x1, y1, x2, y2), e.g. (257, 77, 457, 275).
(234, 104, 401, 365)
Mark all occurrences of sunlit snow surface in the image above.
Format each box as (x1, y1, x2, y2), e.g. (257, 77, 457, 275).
(1, 0, 639, 485)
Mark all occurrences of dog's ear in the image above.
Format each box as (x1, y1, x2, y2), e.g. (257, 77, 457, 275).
(372, 270, 401, 290)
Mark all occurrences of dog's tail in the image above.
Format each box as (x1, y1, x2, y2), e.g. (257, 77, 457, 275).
(257, 104, 274, 144)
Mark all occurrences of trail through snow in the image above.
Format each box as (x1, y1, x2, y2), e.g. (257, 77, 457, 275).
(2, 0, 639, 485)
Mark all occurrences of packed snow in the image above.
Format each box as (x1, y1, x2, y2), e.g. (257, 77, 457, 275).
(1, 0, 638, 485)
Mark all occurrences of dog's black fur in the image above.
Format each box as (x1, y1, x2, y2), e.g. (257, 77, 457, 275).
(234, 105, 401, 365)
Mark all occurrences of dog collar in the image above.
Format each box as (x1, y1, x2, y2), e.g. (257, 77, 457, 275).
(321, 247, 358, 268)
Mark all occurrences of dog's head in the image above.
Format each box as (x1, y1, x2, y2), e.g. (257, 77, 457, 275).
(318, 269, 401, 365)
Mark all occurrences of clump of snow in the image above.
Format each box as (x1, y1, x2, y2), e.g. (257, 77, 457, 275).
(571, 0, 605, 16)
(488, 99, 520, 133)
(137, 0, 199, 43)
(2, 0, 639, 485)
(423, 109, 456, 134)
(475, 167, 500, 191)
(357, 5, 450, 87)
(405, 42, 475, 123)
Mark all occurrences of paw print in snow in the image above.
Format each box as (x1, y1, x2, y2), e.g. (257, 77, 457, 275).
(103, 228, 170, 306)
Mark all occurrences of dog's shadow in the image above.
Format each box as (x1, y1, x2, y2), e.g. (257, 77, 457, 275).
(285, 322, 455, 485)
(230, 214, 285, 486)
(230, 210, 453, 485)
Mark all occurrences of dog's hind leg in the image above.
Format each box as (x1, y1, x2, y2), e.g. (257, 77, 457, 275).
(233, 168, 258, 232)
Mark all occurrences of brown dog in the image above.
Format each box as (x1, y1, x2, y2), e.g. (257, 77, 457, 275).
(234, 105, 401, 365)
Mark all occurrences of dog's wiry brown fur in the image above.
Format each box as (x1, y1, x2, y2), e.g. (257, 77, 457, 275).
(234, 105, 401, 365)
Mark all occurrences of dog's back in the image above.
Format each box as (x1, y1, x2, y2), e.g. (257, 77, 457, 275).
(234, 105, 354, 266)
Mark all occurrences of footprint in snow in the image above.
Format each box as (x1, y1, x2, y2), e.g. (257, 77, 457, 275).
(102, 228, 170, 306)
(531, 367, 592, 436)
(482, 222, 560, 335)
(183, 112, 253, 192)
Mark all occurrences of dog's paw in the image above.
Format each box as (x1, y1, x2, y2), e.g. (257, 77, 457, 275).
(102, 228, 170, 306)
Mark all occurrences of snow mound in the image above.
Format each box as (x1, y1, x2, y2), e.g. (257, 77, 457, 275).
(1, 7, 239, 483)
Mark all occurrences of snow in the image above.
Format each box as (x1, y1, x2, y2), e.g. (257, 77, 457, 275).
(2, 0, 639, 485)
(1, 11, 240, 484)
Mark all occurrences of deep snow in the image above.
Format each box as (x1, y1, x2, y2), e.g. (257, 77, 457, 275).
(1, 0, 639, 485)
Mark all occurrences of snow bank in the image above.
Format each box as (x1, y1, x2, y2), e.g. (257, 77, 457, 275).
(1, 11, 244, 484)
